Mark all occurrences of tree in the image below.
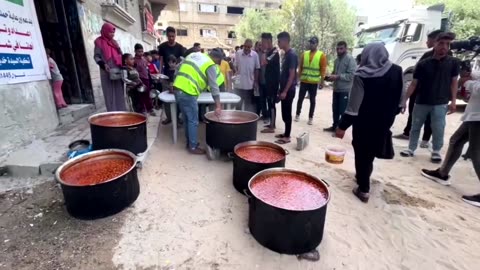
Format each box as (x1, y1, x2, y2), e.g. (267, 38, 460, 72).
(235, 0, 357, 68)
(236, 9, 284, 43)
(416, 0, 480, 39)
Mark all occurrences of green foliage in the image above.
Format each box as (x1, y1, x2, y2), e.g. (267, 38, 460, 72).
(236, 0, 357, 70)
(416, 0, 480, 39)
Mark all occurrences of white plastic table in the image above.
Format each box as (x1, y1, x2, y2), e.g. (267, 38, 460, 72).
(159, 91, 241, 144)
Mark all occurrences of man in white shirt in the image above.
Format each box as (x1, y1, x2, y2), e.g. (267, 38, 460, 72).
(234, 39, 260, 112)
(421, 71, 480, 207)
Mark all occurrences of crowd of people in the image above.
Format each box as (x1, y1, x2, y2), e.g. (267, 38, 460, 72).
(91, 21, 480, 207)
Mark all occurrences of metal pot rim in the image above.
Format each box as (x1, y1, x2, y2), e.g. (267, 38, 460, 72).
(88, 111, 147, 127)
(234, 141, 287, 160)
(204, 110, 259, 124)
(55, 149, 137, 187)
(247, 168, 331, 211)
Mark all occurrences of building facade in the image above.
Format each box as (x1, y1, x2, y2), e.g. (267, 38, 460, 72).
(0, 0, 177, 157)
(157, 0, 282, 51)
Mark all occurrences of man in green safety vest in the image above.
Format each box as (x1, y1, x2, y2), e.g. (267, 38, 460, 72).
(173, 48, 224, 155)
(296, 36, 327, 125)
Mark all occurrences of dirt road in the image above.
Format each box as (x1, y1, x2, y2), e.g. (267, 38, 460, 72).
(1, 89, 480, 270)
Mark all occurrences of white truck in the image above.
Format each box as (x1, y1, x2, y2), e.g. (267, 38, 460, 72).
(352, 4, 448, 85)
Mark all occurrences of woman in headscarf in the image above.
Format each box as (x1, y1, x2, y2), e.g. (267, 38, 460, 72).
(335, 43, 404, 203)
(94, 23, 126, 111)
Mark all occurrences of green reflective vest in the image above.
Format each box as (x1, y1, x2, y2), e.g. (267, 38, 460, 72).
(173, 52, 216, 96)
(300, 50, 323, 83)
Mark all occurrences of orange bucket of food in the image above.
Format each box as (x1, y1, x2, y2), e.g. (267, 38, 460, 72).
(325, 146, 346, 164)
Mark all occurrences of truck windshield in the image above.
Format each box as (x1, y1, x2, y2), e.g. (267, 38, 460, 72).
(356, 24, 401, 48)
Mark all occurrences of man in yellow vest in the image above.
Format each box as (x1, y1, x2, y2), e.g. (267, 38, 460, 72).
(173, 48, 224, 155)
(295, 36, 327, 125)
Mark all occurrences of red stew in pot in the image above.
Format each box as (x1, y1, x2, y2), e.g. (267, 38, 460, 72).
(90, 114, 145, 127)
(61, 158, 133, 186)
(236, 146, 284, 163)
(250, 172, 328, 211)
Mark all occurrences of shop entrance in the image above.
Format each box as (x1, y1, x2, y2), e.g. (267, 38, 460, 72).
(34, 0, 93, 104)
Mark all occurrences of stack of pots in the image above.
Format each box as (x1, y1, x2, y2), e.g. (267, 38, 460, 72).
(88, 111, 148, 155)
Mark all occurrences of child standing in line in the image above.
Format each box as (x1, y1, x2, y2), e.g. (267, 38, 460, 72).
(122, 53, 144, 113)
(145, 51, 159, 75)
(151, 50, 161, 72)
(134, 43, 155, 116)
(46, 48, 68, 109)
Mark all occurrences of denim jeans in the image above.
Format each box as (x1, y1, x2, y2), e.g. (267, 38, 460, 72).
(332, 92, 349, 128)
(175, 90, 199, 149)
(408, 104, 448, 152)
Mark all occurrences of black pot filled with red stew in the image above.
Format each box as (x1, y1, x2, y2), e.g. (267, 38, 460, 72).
(89, 112, 147, 155)
(232, 141, 287, 194)
(247, 168, 330, 255)
(55, 149, 140, 219)
(205, 110, 259, 152)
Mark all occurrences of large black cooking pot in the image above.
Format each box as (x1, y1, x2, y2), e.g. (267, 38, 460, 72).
(232, 141, 287, 194)
(247, 168, 330, 255)
(205, 110, 259, 152)
(55, 149, 140, 219)
(89, 112, 147, 155)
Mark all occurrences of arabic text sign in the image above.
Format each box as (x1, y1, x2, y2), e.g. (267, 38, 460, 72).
(0, 0, 48, 84)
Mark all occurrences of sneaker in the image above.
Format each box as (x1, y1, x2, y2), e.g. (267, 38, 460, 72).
(462, 194, 480, 207)
(189, 147, 206, 155)
(431, 152, 442, 164)
(307, 118, 313, 125)
(294, 115, 300, 122)
(393, 134, 409, 140)
(323, 126, 335, 132)
(420, 141, 430, 149)
(400, 149, 414, 157)
(421, 169, 451, 186)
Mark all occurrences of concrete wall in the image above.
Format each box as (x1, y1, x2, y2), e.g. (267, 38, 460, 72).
(77, 0, 157, 108)
(0, 81, 58, 156)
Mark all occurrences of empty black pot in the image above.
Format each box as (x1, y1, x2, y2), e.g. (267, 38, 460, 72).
(247, 168, 330, 255)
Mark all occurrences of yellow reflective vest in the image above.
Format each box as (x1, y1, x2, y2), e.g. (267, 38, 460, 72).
(173, 52, 216, 96)
(300, 50, 323, 84)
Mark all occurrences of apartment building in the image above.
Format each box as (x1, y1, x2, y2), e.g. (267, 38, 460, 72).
(157, 0, 282, 51)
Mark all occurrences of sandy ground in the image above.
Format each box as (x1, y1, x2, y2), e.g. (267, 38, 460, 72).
(2, 89, 480, 270)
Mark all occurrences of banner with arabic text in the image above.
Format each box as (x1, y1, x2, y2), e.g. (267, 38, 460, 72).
(0, 0, 48, 84)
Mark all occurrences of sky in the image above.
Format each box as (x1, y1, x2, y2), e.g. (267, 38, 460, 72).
(347, 0, 415, 18)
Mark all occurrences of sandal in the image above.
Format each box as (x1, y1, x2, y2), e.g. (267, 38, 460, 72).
(275, 138, 291, 144)
(261, 128, 275, 133)
(275, 134, 286, 139)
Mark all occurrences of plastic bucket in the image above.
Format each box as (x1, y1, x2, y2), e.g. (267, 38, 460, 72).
(325, 146, 346, 164)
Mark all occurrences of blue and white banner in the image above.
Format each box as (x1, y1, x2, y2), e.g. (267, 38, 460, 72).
(0, 0, 48, 84)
